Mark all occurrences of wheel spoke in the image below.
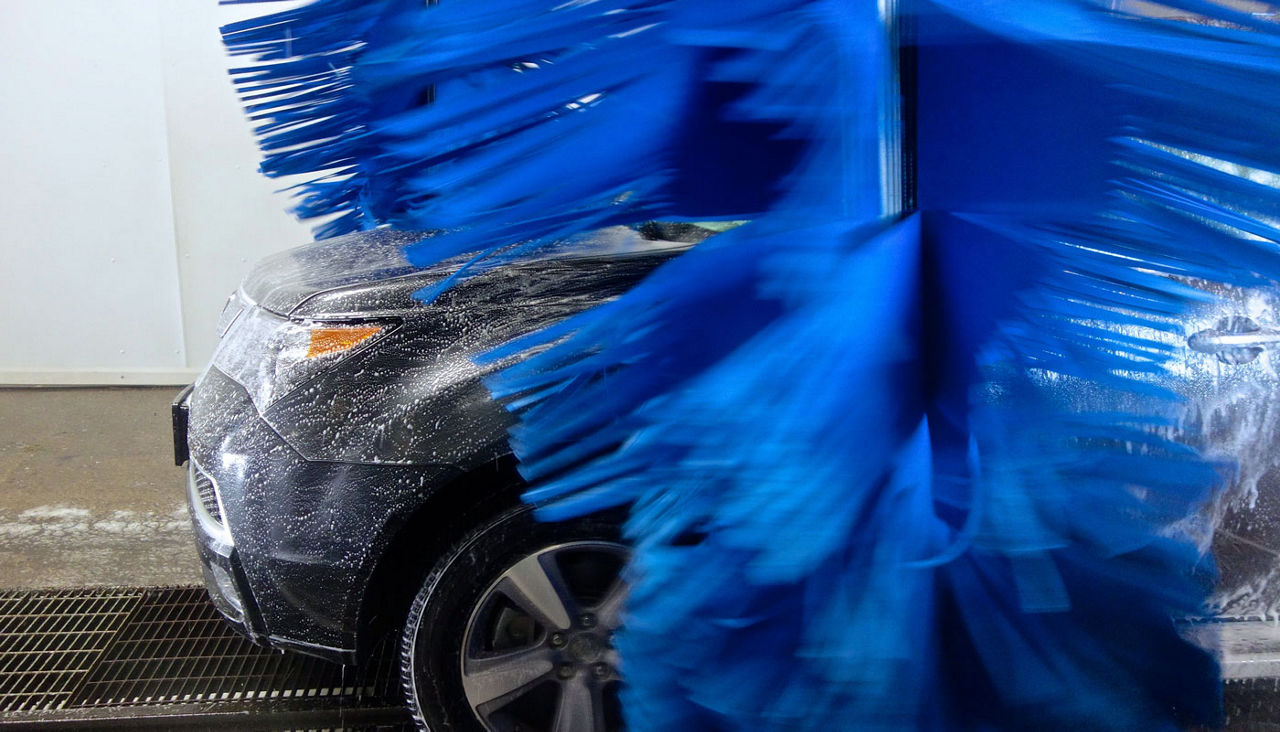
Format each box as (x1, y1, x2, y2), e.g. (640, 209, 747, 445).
(552, 675, 602, 732)
(462, 646, 555, 709)
(498, 553, 577, 630)
(594, 577, 627, 630)
(592, 680, 609, 730)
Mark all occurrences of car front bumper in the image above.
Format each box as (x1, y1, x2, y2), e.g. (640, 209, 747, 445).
(187, 458, 270, 644)
(176, 383, 270, 646)
(177, 368, 460, 664)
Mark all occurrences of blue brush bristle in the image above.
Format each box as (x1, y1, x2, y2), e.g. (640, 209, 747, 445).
(224, 0, 1280, 727)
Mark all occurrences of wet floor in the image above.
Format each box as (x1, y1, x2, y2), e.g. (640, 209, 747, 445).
(0, 387, 201, 588)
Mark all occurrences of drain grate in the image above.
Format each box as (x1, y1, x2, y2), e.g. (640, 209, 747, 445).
(0, 586, 408, 728)
(0, 588, 141, 713)
(14, 586, 1278, 729)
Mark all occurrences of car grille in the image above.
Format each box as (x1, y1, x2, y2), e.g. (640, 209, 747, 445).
(190, 464, 224, 525)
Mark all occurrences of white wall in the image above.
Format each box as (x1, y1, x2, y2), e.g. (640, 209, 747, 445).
(0, 0, 311, 385)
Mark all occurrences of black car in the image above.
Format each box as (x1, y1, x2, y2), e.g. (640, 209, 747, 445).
(175, 221, 1280, 730)
(173, 224, 711, 731)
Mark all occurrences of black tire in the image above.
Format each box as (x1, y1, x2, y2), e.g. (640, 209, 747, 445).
(401, 505, 628, 731)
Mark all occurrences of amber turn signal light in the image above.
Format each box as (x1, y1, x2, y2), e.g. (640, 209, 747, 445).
(306, 325, 383, 359)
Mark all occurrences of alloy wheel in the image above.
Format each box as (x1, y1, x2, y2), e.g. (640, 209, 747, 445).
(460, 541, 628, 732)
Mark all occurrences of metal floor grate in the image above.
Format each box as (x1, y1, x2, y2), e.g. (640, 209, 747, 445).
(6, 585, 1276, 729)
(0, 587, 140, 713)
(0, 586, 408, 729)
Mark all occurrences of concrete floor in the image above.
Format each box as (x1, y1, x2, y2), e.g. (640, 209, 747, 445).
(0, 387, 202, 588)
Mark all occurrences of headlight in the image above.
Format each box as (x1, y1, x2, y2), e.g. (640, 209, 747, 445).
(212, 306, 397, 411)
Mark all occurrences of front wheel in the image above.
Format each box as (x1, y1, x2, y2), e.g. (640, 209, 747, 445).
(401, 505, 628, 731)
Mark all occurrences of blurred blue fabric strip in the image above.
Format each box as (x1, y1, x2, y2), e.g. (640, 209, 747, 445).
(223, 0, 1280, 727)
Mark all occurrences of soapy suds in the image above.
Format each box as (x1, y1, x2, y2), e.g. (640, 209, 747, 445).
(0, 504, 189, 541)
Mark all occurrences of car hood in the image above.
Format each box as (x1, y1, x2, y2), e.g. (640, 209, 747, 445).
(241, 227, 691, 319)
(241, 229, 450, 316)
